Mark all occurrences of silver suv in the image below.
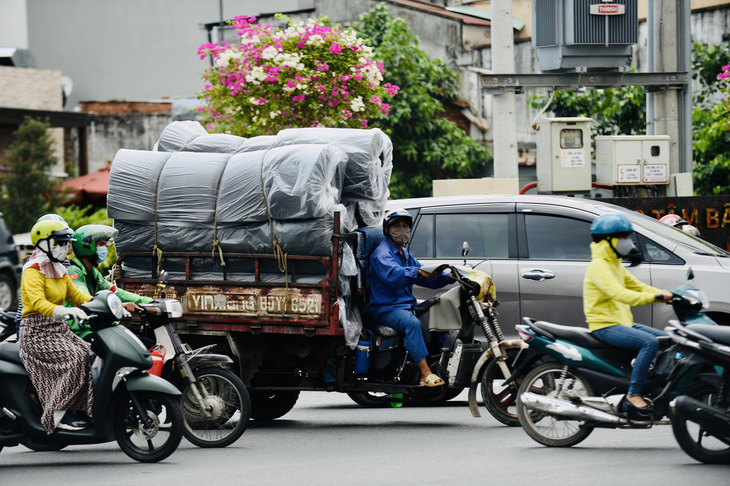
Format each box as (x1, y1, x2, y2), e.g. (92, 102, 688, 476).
(386, 195, 730, 331)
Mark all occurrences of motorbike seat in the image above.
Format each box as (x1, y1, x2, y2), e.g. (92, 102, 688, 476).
(687, 324, 730, 346)
(0, 341, 22, 365)
(531, 321, 612, 349)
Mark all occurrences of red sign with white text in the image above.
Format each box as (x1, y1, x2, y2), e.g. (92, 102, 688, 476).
(590, 4, 625, 15)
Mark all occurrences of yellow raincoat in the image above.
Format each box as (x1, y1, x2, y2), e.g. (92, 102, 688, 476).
(583, 239, 660, 332)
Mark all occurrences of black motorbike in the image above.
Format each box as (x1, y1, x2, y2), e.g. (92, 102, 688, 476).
(0, 290, 184, 462)
(667, 319, 730, 464)
(346, 263, 488, 407)
(135, 271, 251, 448)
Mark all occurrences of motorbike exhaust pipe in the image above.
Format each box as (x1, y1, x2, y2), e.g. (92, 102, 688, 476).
(671, 396, 730, 437)
(520, 392, 621, 424)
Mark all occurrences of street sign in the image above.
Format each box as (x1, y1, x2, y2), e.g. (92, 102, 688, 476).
(590, 4, 625, 15)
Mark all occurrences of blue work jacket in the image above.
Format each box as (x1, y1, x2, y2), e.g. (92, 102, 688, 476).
(367, 238, 451, 321)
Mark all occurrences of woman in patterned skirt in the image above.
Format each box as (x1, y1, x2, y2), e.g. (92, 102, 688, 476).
(19, 219, 94, 433)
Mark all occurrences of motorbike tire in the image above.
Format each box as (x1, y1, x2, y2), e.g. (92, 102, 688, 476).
(347, 392, 391, 408)
(113, 391, 183, 463)
(516, 362, 595, 447)
(249, 390, 300, 420)
(180, 367, 251, 448)
(21, 440, 67, 452)
(481, 348, 522, 427)
(671, 381, 730, 464)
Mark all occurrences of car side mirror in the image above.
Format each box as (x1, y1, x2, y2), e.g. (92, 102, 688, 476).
(686, 268, 694, 281)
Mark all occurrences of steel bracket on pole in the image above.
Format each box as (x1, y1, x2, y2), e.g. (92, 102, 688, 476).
(472, 69, 689, 93)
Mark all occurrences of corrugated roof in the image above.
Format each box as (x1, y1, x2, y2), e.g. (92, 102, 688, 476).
(446, 5, 525, 31)
(386, 0, 491, 26)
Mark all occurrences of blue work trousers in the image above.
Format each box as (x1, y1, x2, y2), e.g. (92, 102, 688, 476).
(377, 309, 429, 363)
(592, 323, 668, 396)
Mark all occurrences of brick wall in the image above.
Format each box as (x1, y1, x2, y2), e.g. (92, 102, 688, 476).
(0, 66, 62, 110)
(81, 101, 172, 115)
(0, 66, 65, 173)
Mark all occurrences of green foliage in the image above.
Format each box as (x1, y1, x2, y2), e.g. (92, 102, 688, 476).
(528, 81, 646, 137)
(0, 117, 67, 234)
(55, 205, 113, 229)
(355, 3, 491, 198)
(691, 43, 730, 195)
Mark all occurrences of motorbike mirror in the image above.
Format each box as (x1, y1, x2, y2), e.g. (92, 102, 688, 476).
(462, 241, 470, 266)
(158, 270, 168, 286)
(461, 241, 470, 257)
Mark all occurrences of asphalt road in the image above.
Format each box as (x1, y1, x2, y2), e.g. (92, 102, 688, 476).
(1, 391, 728, 485)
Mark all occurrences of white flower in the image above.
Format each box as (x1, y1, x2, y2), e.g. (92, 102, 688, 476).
(215, 48, 242, 67)
(261, 46, 279, 59)
(269, 110, 280, 119)
(350, 96, 364, 113)
(306, 35, 324, 45)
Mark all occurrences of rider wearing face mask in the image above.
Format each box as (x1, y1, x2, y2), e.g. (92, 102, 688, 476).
(65, 225, 152, 341)
(367, 209, 452, 387)
(19, 219, 95, 432)
(584, 213, 673, 418)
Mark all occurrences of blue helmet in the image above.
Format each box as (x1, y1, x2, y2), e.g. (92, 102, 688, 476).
(590, 214, 633, 242)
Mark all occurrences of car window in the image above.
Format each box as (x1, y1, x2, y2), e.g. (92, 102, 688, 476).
(636, 234, 684, 264)
(410, 214, 434, 258)
(524, 214, 592, 260)
(432, 213, 509, 259)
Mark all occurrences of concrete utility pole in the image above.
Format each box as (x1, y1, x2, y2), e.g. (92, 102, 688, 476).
(491, 2, 518, 180)
(647, 0, 692, 178)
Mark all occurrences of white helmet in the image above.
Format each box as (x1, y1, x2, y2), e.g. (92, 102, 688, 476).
(682, 225, 701, 237)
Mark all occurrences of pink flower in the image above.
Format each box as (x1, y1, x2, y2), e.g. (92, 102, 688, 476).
(292, 95, 305, 102)
(361, 119, 368, 128)
(329, 42, 342, 55)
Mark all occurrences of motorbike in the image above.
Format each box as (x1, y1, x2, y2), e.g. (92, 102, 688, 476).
(666, 315, 730, 463)
(135, 270, 251, 448)
(0, 307, 15, 342)
(346, 261, 491, 407)
(0, 290, 184, 462)
(513, 283, 719, 447)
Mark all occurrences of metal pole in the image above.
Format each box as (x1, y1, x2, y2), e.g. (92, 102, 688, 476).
(678, 0, 692, 174)
(491, 2, 518, 180)
(647, 0, 655, 135)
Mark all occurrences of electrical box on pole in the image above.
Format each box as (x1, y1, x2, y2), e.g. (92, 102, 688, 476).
(532, 0, 638, 72)
(595, 135, 670, 186)
(536, 117, 593, 194)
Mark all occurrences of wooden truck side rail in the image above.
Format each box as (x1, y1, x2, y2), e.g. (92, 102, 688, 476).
(116, 216, 354, 339)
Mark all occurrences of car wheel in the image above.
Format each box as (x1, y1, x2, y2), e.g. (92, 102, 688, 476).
(0, 274, 16, 311)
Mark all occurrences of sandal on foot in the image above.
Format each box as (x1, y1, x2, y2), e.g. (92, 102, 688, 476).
(420, 374, 445, 387)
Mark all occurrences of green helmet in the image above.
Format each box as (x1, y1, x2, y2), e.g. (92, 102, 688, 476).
(72, 224, 118, 258)
(30, 220, 74, 247)
(36, 213, 66, 225)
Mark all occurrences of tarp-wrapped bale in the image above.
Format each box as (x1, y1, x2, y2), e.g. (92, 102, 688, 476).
(153, 122, 392, 226)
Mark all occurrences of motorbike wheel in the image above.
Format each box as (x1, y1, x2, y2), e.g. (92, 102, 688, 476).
(113, 391, 183, 463)
(516, 362, 595, 447)
(21, 440, 67, 452)
(249, 390, 300, 420)
(481, 348, 522, 427)
(347, 392, 391, 408)
(181, 367, 251, 448)
(671, 381, 730, 464)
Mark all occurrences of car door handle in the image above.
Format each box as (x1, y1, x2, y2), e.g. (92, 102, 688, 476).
(521, 269, 556, 281)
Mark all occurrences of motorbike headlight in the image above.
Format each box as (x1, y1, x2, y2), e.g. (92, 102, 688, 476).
(106, 293, 124, 319)
(160, 299, 184, 318)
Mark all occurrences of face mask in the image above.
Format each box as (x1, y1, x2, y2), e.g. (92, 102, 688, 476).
(614, 238, 635, 257)
(96, 245, 109, 264)
(50, 240, 69, 262)
(389, 226, 411, 246)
